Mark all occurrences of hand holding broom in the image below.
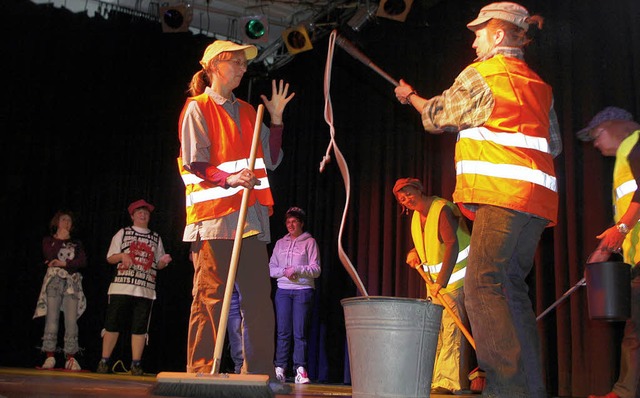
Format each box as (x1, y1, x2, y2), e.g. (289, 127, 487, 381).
(416, 265, 476, 350)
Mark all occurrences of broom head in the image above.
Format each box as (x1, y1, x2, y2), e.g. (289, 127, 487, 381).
(154, 371, 274, 397)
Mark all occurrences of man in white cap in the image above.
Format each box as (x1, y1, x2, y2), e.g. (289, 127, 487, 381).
(577, 107, 640, 398)
(394, 2, 561, 397)
(177, 40, 295, 376)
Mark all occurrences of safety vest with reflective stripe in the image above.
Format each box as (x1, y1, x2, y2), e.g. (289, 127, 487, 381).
(613, 130, 640, 265)
(453, 55, 558, 225)
(411, 197, 470, 294)
(177, 94, 274, 224)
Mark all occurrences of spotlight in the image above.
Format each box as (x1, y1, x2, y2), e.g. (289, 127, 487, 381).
(282, 25, 313, 55)
(240, 15, 269, 43)
(160, 3, 192, 33)
(347, 3, 378, 32)
(376, 0, 414, 22)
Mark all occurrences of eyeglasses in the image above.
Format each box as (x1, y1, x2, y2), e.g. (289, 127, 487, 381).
(219, 59, 248, 69)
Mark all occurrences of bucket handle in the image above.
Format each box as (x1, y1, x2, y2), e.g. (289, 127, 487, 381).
(536, 248, 607, 322)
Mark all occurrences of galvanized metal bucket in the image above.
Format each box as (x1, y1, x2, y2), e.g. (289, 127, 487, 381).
(341, 296, 443, 398)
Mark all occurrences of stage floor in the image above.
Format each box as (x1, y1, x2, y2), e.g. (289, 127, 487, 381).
(0, 366, 484, 398)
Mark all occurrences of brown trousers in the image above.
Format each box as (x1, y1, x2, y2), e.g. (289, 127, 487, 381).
(187, 236, 275, 376)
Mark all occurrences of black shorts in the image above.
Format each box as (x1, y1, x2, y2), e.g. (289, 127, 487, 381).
(104, 294, 152, 335)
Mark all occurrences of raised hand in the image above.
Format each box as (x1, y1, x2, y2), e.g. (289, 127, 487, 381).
(260, 79, 295, 125)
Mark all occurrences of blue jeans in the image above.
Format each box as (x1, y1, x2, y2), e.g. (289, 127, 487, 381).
(463, 205, 548, 398)
(43, 275, 79, 355)
(274, 288, 314, 370)
(227, 284, 244, 374)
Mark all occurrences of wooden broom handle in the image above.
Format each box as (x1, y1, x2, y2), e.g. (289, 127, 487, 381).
(212, 104, 265, 374)
(416, 266, 476, 350)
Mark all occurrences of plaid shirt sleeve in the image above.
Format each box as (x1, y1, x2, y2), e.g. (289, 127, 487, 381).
(420, 66, 493, 133)
(548, 104, 563, 158)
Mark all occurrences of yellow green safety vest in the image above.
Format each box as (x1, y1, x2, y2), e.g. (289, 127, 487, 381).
(411, 197, 471, 294)
(613, 130, 640, 265)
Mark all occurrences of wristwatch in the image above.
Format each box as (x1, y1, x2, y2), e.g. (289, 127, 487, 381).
(616, 223, 630, 234)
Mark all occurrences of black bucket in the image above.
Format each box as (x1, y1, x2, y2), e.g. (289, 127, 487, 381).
(585, 261, 631, 321)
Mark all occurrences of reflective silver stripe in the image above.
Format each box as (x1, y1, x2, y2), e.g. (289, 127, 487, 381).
(180, 157, 267, 186)
(456, 160, 557, 192)
(421, 245, 469, 284)
(422, 264, 466, 284)
(459, 127, 550, 154)
(615, 179, 638, 201)
(185, 176, 271, 206)
(423, 246, 470, 274)
(449, 267, 466, 284)
(217, 158, 266, 173)
(182, 173, 204, 185)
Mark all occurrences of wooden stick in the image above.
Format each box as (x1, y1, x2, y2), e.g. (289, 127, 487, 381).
(211, 104, 265, 374)
(416, 266, 476, 350)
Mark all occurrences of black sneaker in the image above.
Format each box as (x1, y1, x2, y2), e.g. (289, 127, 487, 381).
(130, 363, 144, 376)
(96, 360, 109, 374)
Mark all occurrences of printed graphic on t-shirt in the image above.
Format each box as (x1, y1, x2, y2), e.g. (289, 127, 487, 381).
(58, 242, 77, 262)
(113, 228, 159, 291)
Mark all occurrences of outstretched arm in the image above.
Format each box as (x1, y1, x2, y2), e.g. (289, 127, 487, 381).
(395, 79, 428, 114)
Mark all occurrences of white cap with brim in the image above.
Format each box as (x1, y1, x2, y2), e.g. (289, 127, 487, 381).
(467, 2, 530, 32)
(199, 40, 258, 68)
(576, 106, 634, 141)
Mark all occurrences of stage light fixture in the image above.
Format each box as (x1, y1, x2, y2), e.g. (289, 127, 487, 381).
(282, 25, 313, 55)
(160, 3, 192, 33)
(376, 0, 414, 22)
(347, 3, 378, 32)
(240, 15, 269, 43)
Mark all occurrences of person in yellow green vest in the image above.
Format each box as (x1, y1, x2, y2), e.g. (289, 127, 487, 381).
(393, 177, 472, 395)
(577, 107, 640, 398)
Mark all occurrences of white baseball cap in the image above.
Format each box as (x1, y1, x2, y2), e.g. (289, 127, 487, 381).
(199, 40, 258, 68)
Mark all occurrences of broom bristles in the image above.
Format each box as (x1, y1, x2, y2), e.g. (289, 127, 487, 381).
(154, 372, 274, 397)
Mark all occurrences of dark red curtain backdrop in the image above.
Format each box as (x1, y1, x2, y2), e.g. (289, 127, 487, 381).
(2, 0, 640, 396)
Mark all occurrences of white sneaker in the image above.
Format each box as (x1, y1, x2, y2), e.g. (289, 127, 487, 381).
(65, 357, 81, 371)
(295, 366, 310, 384)
(275, 366, 286, 383)
(42, 357, 56, 369)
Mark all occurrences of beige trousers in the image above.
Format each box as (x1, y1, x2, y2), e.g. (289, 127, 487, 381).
(187, 236, 275, 376)
(429, 287, 471, 391)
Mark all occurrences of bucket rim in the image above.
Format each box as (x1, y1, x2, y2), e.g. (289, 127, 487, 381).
(585, 261, 631, 267)
(340, 296, 431, 306)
